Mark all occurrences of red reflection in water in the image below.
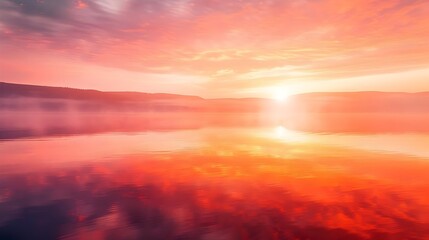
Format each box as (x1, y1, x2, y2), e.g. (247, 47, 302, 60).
(1, 131, 429, 240)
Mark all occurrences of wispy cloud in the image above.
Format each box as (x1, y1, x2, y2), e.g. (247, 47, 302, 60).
(1, 0, 429, 96)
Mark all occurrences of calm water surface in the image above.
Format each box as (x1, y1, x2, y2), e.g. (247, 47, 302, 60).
(0, 113, 429, 240)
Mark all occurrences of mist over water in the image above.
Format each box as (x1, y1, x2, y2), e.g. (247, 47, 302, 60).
(1, 109, 429, 240)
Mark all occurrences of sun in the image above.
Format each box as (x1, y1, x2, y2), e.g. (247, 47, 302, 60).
(273, 89, 291, 102)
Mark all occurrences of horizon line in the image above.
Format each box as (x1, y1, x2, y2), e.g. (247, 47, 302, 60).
(1, 81, 429, 100)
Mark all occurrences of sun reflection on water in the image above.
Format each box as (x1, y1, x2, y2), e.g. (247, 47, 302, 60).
(274, 125, 308, 143)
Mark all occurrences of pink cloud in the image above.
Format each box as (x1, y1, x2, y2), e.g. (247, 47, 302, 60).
(1, 0, 429, 96)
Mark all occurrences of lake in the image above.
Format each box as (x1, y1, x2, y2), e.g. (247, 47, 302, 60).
(0, 112, 428, 240)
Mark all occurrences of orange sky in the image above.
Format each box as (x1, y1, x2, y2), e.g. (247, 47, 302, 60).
(1, 0, 429, 98)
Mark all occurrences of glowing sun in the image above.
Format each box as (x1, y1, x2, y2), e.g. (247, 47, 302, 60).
(273, 89, 291, 102)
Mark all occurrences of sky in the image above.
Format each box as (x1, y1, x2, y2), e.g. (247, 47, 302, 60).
(0, 0, 429, 98)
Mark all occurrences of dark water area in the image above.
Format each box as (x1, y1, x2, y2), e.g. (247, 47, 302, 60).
(0, 111, 429, 240)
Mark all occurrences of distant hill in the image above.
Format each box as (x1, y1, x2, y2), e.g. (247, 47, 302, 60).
(290, 92, 429, 112)
(0, 82, 202, 101)
(0, 82, 269, 112)
(1, 82, 429, 112)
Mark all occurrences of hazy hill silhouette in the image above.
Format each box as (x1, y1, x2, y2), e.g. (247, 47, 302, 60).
(0, 82, 202, 101)
(289, 92, 429, 112)
(0, 82, 270, 112)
